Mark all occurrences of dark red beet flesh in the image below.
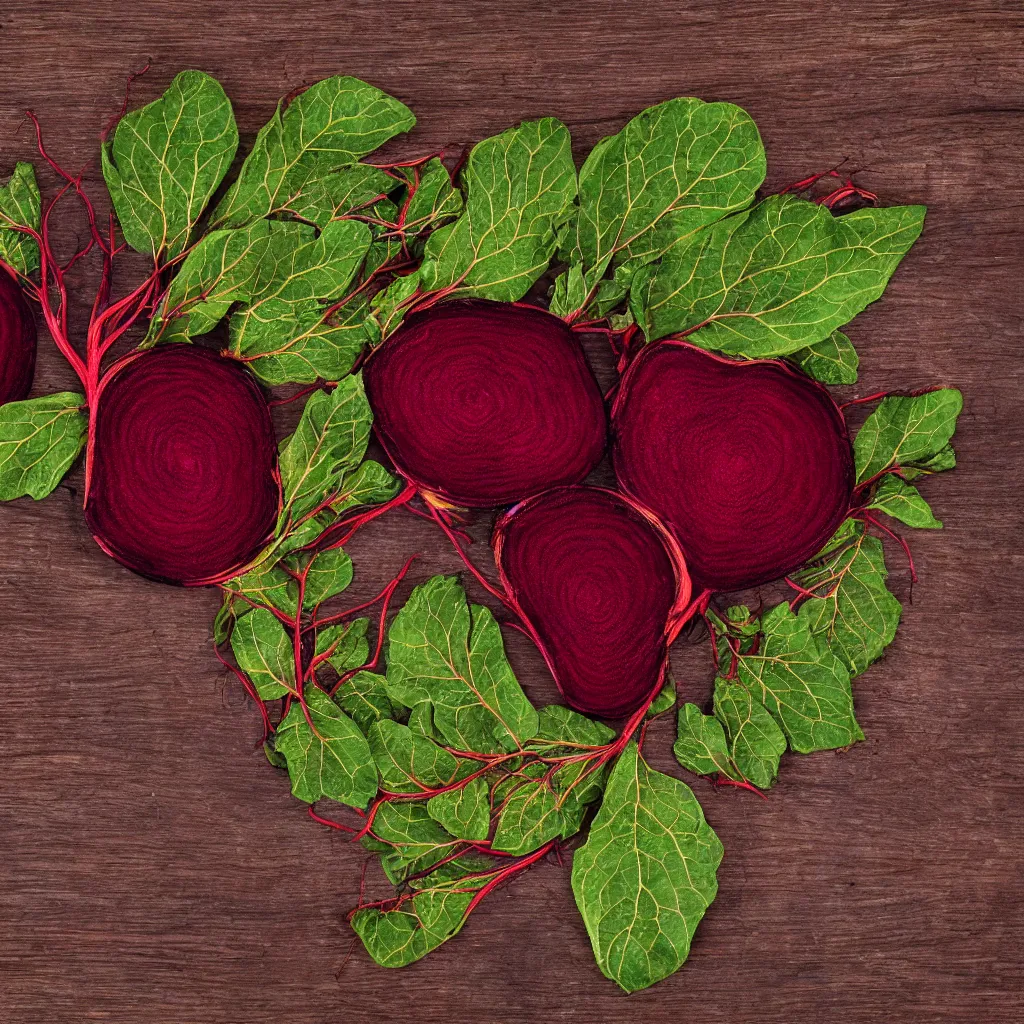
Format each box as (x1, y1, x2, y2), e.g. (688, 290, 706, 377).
(364, 300, 607, 508)
(494, 486, 690, 718)
(0, 271, 37, 405)
(85, 345, 278, 586)
(611, 340, 854, 593)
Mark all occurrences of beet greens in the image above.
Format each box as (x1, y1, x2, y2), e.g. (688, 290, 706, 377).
(0, 72, 964, 995)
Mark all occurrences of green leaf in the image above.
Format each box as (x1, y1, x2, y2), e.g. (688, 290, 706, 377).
(418, 118, 576, 302)
(224, 561, 298, 618)
(868, 475, 942, 529)
(277, 374, 372, 525)
(791, 330, 859, 384)
(900, 443, 956, 481)
(730, 603, 862, 752)
(632, 196, 926, 352)
(212, 592, 236, 645)
(713, 681, 787, 789)
(556, 96, 765, 317)
(264, 737, 288, 770)
(331, 459, 400, 512)
(0, 393, 87, 500)
(427, 777, 490, 841)
(352, 870, 490, 967)
(672, 703, 740, 780)
(285, 163, 396, 229)
(368, 719, 461, 794)
(532, 704, 615, 748)
(368, 801, 462, 883)
(402, 158, 463, 240)
(275, 684, 377, 806)
(491, 778, 562, 855)
(297, 546, 353, 608)
(386, 575, 539, 753)
(370, 271, 420, 340)
(315, 617, 369, 673)
(213, 76, 414, 229)
(853, 389, 963, 483)
(648, 679, 677, 717)
(335, 671, 395, 734)
(229, 606, 295, 700)
(0, 162, 41, 274)
(407, 702, 446, 743)
(796, 530, 902, 677)
(101, 70, 237, 259)
(228, 219, 372, 384)
(571, 742, 723, 993)
(146, 220, 274, 344)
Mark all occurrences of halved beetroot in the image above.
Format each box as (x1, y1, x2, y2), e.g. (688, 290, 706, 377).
(494, 486, 691, 718)
(611, 340, 854, 592)
(364, 300, 607, 508)
(0, 270, 37, 405)
(85, 345, 279, 586)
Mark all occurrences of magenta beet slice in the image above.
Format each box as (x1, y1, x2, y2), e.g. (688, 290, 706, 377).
(85, 345, 278, 586)
(364, 300, 607, 507)
(611, 340, 854, 592)
(494, 486, 690, 718)
(0, 271, 37, 405)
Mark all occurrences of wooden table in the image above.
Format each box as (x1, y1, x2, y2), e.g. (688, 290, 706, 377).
(1, 2, 1021, 1021)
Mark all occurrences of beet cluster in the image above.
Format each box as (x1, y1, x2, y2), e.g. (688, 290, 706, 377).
(85, 345, 278, 586)
(0, 271, 37, 405)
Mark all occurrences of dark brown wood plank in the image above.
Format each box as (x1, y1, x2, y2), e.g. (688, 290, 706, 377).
(1, 2, 1022, 1020)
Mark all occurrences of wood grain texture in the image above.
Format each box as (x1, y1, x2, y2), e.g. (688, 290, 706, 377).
(1, 1, 1022, 1020)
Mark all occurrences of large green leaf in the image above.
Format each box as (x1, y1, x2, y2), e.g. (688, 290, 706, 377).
(275, 684, 377, 806)
(491, 777, 563, 855)
(213, 76, 414, 229)
(223, 561, 298, 618)
(867, 475, 942, 529)
(532, 704, 615, 748)
(334, 671, 395, 734)
(795, 527, 902, 677)
(229, 606, 296, 700)
(730, 603, 862, 752)
(631, 195, 925, 352)
(0, 162, 41, 274)
(791, 330, 859, 384)
(296, 546, 353, 608)
(402, 158, 463, 242)
(101, 71, 237, 258)
(0, 393, 86, 500)
(385, 575, 539, 754)
(571, 743, 723, 992)
(277, 374, 372, 526)
(418, 118, 576, 302)
(551, 96, 765, 318)
(286, 163, 397, 229)
(672, 703, 740, 781)
(713, 680, 787, 789)
(853, 389, 963, 483)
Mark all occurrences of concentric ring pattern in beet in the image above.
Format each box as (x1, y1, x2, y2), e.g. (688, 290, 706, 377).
(611, 340, 854, 593)
(0, 271, 37, 405)
(364, 300, 607, 508)
(494, 486, 689, 718)
(85, 345, 278, 585)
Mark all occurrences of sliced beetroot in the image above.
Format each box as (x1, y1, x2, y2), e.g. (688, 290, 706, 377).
(0, 271, 37, 405)
(494, 486, 690, 718)
(611, 340, 854, 592)
(364, 300, 606, 508)
(84, 345, 278, 586)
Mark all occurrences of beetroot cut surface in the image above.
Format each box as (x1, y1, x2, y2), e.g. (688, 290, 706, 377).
(0, 271, 37, 405)
(85, 345, 278, 586)
(611, 340, 854, 593)
(364, 300, 607, 508)
(494, 486, 691, 718)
